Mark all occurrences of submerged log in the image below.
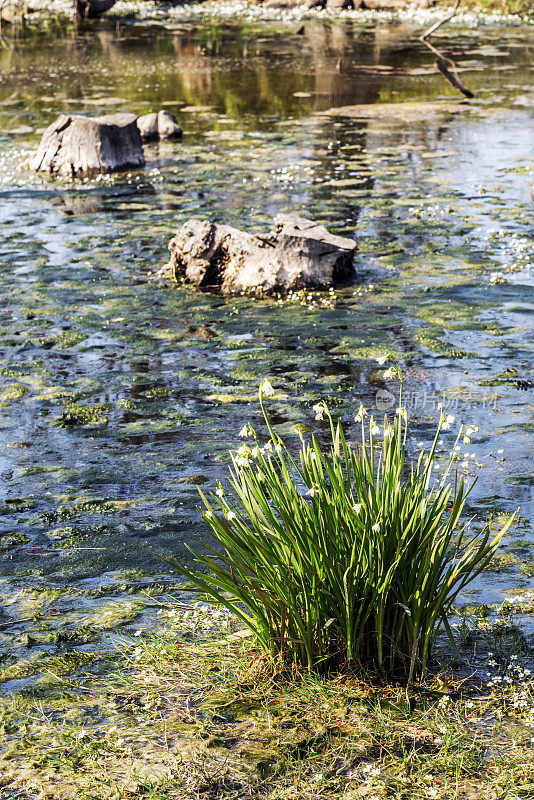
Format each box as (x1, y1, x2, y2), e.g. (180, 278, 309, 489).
(167, 214, 356, 294)
(29, 113, 144, 177)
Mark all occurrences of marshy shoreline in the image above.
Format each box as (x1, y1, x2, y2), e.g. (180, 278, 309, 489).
(2, 598, 534, 799)
(1, 0, 533, 29)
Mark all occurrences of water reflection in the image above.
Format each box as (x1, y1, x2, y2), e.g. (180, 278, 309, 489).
(1, 18, 532, 126)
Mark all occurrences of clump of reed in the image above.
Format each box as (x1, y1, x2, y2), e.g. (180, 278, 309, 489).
(168, 372, 514, 680)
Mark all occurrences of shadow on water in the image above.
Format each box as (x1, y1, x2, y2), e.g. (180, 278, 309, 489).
(0, 14, 532, 685)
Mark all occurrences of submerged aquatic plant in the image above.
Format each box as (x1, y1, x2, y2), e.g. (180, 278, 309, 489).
(167, 373, 515, 679)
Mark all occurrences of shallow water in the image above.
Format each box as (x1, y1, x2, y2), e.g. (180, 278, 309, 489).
(0, 15, 532, 686)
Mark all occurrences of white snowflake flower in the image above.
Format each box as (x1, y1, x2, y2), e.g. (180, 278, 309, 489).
(313, 403, 325, 421)
(259, 379, 275, 397)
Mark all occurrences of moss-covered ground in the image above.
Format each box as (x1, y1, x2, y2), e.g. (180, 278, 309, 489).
(1, 603, 534, 800)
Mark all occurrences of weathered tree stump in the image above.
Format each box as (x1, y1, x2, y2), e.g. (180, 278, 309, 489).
(29, 113, 145, 177)
(137, 111, 183, 141)
(167, 214, 356, 294)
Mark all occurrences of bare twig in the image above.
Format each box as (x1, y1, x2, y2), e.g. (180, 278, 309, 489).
(420, 0, 461, 40)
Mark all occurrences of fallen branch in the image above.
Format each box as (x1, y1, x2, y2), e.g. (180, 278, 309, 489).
(422, 33, 475, 99)
(420, 0, 461, 40)
(436, 56, 474, 98)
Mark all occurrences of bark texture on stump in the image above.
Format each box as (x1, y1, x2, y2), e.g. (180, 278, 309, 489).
(29, 113, 145, 177)
(167, 214, 356, 294)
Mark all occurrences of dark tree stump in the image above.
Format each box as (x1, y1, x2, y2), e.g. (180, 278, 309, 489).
(76, 0, 117, 18)
(29, 113, 145, 177)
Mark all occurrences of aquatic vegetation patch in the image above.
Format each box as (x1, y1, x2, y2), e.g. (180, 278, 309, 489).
(118, 397, 136, 410)
(483, 551, 519, 573)
(56, 330, 88, 348)
(53, 402, 111, 427)
(41, 498, 118, 525)
(414, 330, 479, 359)
(0, 383, 27, 406)
(177, 474, 210, 485)
(143, 385, 171, 399)
(0, 533, 30, 552)
(0, 650, 100, 685)
(520, 561, 534, 578)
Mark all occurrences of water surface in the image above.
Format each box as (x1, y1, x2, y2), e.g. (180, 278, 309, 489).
(0, 15, 532, 684)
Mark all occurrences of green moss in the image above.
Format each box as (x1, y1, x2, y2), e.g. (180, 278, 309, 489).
(53, 403, 111, 427)
(0, 383, 28, 405)
(57, 331, 87, 348)
(19, 465, 59, 476)
(0, 651, 99, 684)
(0, 368, 24, 378)
(177, 474, 209, 485)
(484, 552, 519, 574)
(41, 499, 116, 525)
(144, 386, 171, 399)
(0, 533, 30, 551)
(414, 331, 478, 359)
(519, 561, 534, 578)
(0, 497, 36, 514)
(118, 398, 136, 410)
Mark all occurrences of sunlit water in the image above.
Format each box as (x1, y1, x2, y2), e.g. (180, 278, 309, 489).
(0, 14, 532, 685)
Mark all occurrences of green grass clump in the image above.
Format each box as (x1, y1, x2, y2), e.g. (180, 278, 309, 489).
(168, 371, 515, 680)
